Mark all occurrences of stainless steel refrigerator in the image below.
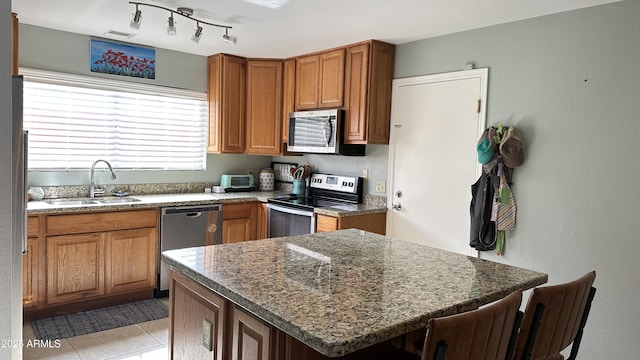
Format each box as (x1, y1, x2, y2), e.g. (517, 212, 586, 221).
(12, 74, 28, 256)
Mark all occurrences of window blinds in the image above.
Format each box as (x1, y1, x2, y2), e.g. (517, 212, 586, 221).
(21, 68, 207, 170)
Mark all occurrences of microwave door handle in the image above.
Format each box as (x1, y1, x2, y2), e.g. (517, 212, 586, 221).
(324, 118, 333, 146)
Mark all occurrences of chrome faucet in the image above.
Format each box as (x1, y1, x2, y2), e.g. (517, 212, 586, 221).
(90, 159, 117, 197)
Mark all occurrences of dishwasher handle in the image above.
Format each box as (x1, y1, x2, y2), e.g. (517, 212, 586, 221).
(162, 204, 222, 215)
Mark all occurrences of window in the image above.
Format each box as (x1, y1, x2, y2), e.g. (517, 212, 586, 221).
(21, 68, 207, 171)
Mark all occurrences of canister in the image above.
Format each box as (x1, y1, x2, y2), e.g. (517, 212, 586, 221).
(259, 168, 275, 191)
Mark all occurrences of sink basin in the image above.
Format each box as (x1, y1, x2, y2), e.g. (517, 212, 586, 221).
(97, 198, 142, 204)
(46, 199, 100, 206)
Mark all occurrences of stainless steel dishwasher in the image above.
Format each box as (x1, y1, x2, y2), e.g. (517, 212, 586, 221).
(156, 204, 222, 297)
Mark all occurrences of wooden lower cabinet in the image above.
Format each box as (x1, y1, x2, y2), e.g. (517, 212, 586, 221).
(46, 233, 105, 305)
(169, 270, 399, 360)
(222, 202, 258, 243)
(23, 216, 45, 309)
(316, 212, 387, 235)
(170, 271, 225, 360)
(25, 209, 159, 317)
(230, 304, 275, 360)
(257, 202, 269, 239)
(105, 227, 157, 294)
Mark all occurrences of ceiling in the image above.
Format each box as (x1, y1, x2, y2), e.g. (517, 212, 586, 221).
(12, 0, 621, 58)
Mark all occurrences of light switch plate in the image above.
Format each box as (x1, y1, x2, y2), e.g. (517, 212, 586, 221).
(376, 181, 386, 193)
(202, 319, 213, 351)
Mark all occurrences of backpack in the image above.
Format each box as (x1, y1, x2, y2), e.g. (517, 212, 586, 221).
(470, 170, 496, 251)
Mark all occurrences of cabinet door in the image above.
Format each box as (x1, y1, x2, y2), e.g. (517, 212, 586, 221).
(230, 305, 273, 360)
(105, 227, 157, 294)
(344, 41, 395, 144)
(317, 49, 345, 109)
(222, 202, 258, 243)
(257, 202, 269, 240)
(282, 58, 296, 142)
(24, 216, 44, 309)
(208, 54, 246, 153)
(344, 43, 370, 144)
(23, 238, 44, 309)
(170, 271, 225, 360)
(246, 60, 283, 155)
(295, 54, 319, 110)
(46, 233, 105, 305)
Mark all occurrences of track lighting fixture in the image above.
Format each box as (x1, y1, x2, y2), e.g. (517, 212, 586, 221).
(167, 13, 176, 35)
(130, 4, 142, 29)
(129, 1, 237, 44)
(223, 28, 238, 44)
(192, 23, 203, 43)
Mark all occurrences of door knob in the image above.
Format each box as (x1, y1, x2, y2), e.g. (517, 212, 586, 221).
(392, 204, 402, 210)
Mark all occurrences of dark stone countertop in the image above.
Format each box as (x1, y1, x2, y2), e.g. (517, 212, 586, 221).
(162, 229, 547, 357)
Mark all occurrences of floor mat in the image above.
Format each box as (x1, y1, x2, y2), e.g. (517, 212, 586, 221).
(30, 298, 168, 340)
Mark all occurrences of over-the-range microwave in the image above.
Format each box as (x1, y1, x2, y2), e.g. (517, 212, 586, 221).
(287, 109, 365, 156)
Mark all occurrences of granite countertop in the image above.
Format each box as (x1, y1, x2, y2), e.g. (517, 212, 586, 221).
(27, 192, 387, 216)
(162, 229, 548, 357)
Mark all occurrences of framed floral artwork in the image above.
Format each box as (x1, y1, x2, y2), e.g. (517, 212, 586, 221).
(90, 39, 156, 79)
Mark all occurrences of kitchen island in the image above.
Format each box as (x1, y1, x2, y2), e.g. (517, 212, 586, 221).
(162, 229, 547, 359)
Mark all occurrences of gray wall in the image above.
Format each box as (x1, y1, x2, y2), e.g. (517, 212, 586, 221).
(1, 5, 22, 360)
(20, 24, 273, 188)
(395, 1, 639, 358)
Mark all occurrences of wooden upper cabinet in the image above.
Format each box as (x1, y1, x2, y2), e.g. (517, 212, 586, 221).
(12, 13, 18, 75)
(295, 55, 319, 110)
(208, 53, 246, 154)
(295, 49, 345, 110)
(344, 40, 395, 144)
(282, 58, 296, 143)
(318, 49, 345, 108)
(245, 59, 283, 155)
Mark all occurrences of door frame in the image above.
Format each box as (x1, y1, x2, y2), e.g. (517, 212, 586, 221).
(386, 68, 489, 237)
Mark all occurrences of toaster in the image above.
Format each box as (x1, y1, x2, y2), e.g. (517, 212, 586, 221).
(220, 174, 255, 192)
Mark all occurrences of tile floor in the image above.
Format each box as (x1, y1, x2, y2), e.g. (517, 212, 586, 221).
(22, 299, 170, 360)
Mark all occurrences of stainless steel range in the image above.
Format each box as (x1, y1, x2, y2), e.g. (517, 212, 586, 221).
(267, 172, 363, 237)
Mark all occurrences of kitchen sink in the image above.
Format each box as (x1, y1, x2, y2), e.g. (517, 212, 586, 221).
(46, 197, 142, 206)
(97, 198, 142, 204)
(46, 199, 100, 206)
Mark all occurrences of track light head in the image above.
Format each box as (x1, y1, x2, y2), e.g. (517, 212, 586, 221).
(130, 5, 142, 29)
(167, 13, 176, 35)
(223, 28, 238, 44)
(192, 23, 203, 43)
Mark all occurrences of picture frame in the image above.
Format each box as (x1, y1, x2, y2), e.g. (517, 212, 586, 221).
(90, 39, 156, 79)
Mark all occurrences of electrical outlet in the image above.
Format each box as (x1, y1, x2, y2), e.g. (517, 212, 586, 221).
(376, 181, 386, 193)
(202, 319, 213, 351)
(362, 168, 368, 179)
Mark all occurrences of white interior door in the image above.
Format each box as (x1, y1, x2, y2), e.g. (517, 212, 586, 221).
(388, 69, 488, 255)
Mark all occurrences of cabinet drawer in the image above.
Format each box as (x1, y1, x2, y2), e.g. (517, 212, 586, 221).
(316, 214, 338, 232)
(27, 216, 40, 238)
(46, 209, 158, 235)
(222, 202, 256, 220)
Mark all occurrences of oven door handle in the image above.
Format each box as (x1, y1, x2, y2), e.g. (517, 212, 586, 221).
(267, 203, 315, 217)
